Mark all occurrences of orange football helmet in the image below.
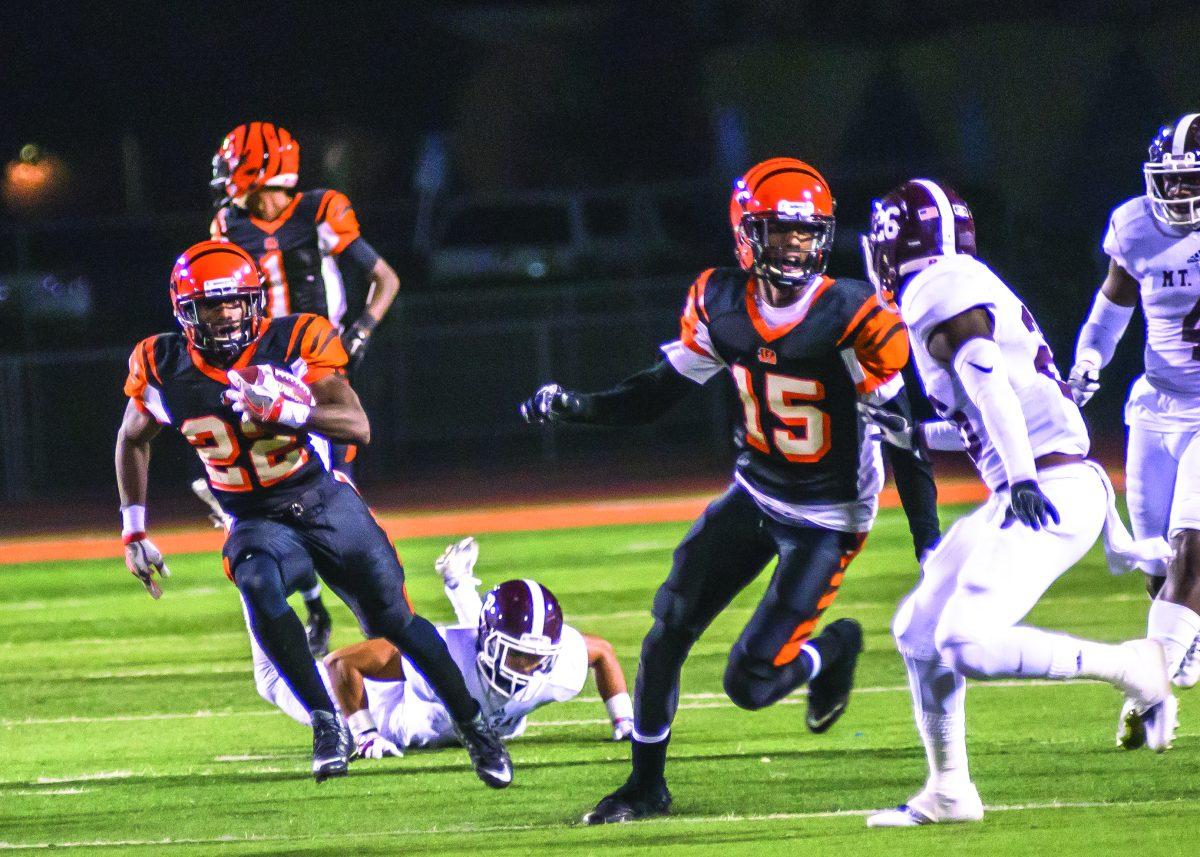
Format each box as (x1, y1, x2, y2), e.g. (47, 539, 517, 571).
(730, 158, 836, 287)
(210, 122, 300, 207)
(170, 240, 265, 358)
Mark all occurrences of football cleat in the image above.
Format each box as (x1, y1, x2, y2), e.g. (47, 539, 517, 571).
(866, 784, 984, 828)
(311, 710, 352, 783)
(453, 712, 513, 788)
(806, 618, 863, 734)
(1113, 639, 1170, 712)
(436, 537, 482, 590)
(583, 779, 672, 825)
(1117, 694, 1179, 752)
(305, 601, 333, 659)
(1174, 633, 1200, 688)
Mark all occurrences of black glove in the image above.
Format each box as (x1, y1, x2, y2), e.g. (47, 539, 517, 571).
(1003, 479, 1061, 531)
(519, 383, 588, 424)
(341, 316, 377, 373)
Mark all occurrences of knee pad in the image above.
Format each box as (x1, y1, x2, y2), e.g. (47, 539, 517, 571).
(722, 646, 776, 711)
(233, 553, 290, 620)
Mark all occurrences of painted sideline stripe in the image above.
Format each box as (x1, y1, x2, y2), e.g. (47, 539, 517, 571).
(0, 678, 1095, 729)
(0, 482, 997, 566)
(0, 798, 1190, 850)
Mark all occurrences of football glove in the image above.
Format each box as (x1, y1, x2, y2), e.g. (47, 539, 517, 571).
(354, 728, 403, 759)
(1067, 357, 1101, 407)
(611, 717, 634, 742)
(123, 534, 170, 599)
(519, 383, 587, 424)
(341, 317, 376, 373)
(1003, 480, 1061, 531)
(856, 400, 916, 450)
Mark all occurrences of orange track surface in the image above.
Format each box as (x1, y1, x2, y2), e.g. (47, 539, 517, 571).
(0, 480, 998, 566)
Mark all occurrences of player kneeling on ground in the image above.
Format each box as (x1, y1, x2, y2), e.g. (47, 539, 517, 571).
(858, 180, 1173, 828)
(248, 538, 634, 754)
(115, 241, 510, 786)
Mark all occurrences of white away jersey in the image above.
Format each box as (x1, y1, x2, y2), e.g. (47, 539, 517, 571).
(900, 255, 1090, 491)
(380, 623, 588, 747)
(1105, 195, 1200, 398)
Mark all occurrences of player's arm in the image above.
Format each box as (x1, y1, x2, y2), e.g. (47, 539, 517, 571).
(1069, 258, 1139, 406)
(323, 639, 404, 758)
(930, 307, 1058, 530)
(115, 399, 170, 598)
(520, 359, 698, 427)
(583, 633, 634, 741)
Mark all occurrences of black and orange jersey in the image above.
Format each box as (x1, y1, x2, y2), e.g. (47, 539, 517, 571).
(662, 266, 909, 507)
(124, 314, 349, 518)
(211, 189, 372, 326)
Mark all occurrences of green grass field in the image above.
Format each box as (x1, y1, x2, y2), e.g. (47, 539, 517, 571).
(1, 504, 1195, 855)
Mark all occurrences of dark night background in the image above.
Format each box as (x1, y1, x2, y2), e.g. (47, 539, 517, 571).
(0, 0, 1194, 511)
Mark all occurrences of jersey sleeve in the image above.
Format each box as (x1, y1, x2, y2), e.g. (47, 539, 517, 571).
(546, 625, 589, 703)
(315, 190, 363, 256)
(900, 260, 998, 349)
(660, 268, 726, 383)
(123, 336, 171, 424)
(286, 314, 349, 384)
(839, 294, 909, 401)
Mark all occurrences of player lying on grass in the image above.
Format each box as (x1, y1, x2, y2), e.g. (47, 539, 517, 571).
(246, 538, 634, 756)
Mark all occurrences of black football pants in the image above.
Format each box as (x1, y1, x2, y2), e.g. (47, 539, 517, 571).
(634, 484, 865, 739)
(223, 475, 479, 723)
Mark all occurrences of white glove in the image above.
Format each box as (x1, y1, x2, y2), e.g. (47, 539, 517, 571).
(355, 729, 403, 759)
(124, 535, 170, 599)
(611, 717, 634, 742)
(1068, 355, 1101, 407)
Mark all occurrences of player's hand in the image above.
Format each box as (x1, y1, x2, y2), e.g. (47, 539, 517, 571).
(519, 383, 586, 424)
(123, 535, 171, 599)
(1003, 480, 1061, 531)
(856, 400, 915, 450)
(341, 318, 374, 373)
(1067, 357, 1101, 407)
(354, 729, 403, 759)
(611, 718, 634, 742)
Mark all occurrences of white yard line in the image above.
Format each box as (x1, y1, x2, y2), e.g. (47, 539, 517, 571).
(0, 798, 1192, 850)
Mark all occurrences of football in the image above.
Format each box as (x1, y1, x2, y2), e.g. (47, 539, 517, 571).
(227, 364, 316, 407)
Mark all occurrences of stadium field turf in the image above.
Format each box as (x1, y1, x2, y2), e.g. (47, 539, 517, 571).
(1, 504, 1193, 854)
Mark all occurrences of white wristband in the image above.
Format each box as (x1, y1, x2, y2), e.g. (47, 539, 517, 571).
(276, 400, 313, 429)
(347, 708, 378, 739)
(605, 691, 633, 724)
(120, 505, 146, 536)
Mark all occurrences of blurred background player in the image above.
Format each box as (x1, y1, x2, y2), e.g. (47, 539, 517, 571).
(116, 241, 510, 786)
(249, 537, 635, 757)
(1068, 114, 1200, 748)
(862, 179, 1172, 827)
(202, 121, 402, 653)
(521, 158, 941, 824)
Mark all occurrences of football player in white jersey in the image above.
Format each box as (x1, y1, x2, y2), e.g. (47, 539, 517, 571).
(1068, 114, 1200, 748)
(246, 538, 634, 758)
(859, 179, 1172, 827)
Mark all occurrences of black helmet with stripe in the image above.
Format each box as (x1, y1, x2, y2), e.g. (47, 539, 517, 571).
(862, 178, 977, 303)
(477, 579, 564, 698)
(1145, 113, 1200, 229)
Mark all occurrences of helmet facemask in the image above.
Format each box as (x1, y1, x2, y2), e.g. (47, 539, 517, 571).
(476, 625, 561, 699)
(1145, 154, 1200, 229)
(740, 213, 834, 290)
(175, 292, 264, 362)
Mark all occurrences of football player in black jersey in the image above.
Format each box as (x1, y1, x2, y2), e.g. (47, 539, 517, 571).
(520, 158, 940, 823)
(116, 241, 510, 787)
(204, 122, 401, 653)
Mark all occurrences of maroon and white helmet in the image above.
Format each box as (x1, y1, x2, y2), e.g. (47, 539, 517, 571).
(862, 178, 977, 302)
(477, 579, 564, 697)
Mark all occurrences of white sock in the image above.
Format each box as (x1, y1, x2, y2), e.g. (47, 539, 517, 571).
(444, 583, 484, 626)
(903, 655, 970, 793)
(1148, 599, 1200, 678)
